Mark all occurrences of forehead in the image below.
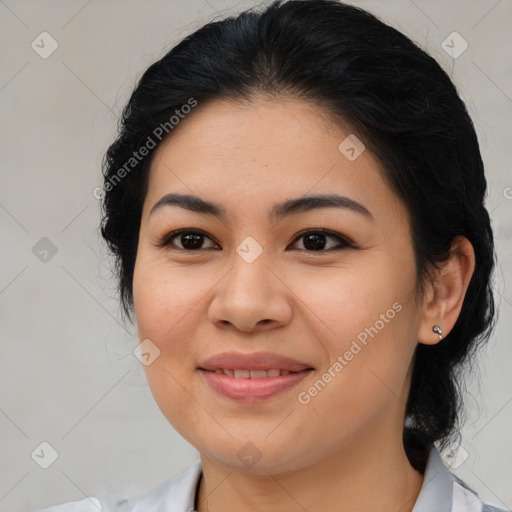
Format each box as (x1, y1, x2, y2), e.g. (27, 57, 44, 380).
(156, 95, 345, 157)
(143, 96, 407, 227)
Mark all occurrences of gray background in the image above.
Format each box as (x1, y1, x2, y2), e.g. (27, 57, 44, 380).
(0, 0, 511, 510)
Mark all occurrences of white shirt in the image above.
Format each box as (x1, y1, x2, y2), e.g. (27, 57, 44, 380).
(37, 445, 509, 512)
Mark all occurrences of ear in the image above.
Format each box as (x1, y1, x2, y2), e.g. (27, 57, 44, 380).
(417, 236, 475, 346)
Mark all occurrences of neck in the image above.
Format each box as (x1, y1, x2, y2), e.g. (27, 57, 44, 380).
(196, 431, 424, 512)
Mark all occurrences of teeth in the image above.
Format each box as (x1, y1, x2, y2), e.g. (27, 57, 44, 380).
(213, 368, 295, 378)
(250, 370, 267, 379)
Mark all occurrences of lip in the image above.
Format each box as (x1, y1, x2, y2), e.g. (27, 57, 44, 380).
(199, 368, 313, 403)
(198, 351, 313, 372)
(197, 351, 314, 403)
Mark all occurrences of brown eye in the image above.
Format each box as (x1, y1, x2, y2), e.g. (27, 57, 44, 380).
(155, 228, 356, 253)
(156, 229, 220, 251)
(289, 230, 355, 252)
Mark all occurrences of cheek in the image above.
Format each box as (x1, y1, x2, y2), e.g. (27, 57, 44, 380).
(299, 253, 418, 400)
(303, 260, 412, 343)
(133, 253, 205, 341)
(133, 255, 211, 435)
(132, 256, 213, 409)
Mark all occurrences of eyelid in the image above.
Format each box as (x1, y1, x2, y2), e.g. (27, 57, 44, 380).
(290, 228, 356, 250)
(154, 228, 357, 251)
(154, 228, 220, 249)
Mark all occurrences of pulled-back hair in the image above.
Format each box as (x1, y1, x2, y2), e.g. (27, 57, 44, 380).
(100, 0, 496, 465)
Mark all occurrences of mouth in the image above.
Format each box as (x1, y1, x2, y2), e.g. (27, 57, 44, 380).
(202, 368, 302, 378)
(197, 351, 314, 402)
(198, 367, 313, 403)
(198, 351, 314, 373)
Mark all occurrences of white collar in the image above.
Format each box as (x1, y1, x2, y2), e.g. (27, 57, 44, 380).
(131, 459, 202, 512)
(128, 445, 491, 512)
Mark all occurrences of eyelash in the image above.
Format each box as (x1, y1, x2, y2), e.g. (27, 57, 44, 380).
(154, 228, 357, 253)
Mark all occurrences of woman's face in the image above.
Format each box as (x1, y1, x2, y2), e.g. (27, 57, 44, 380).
(132, 96, 426, 473)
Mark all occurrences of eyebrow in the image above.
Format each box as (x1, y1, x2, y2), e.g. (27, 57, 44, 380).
(149, 192, 373, 222)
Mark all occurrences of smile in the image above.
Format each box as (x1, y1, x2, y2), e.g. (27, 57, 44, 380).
(199, 368, 313, 403)
(210, 368, 296, 378)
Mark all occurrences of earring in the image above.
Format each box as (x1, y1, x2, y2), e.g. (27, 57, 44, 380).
(433, 325, 443, 341)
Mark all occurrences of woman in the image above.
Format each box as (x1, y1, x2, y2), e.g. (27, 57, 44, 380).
(39, 0, 508, 511)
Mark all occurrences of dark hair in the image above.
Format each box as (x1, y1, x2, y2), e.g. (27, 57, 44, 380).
(100, 0, 496, 466)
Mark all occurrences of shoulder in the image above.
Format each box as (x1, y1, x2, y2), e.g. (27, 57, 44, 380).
(35, 497, 104, 512)
(405, 432, 509, 512)
(417, 442, 510, 512)
(34, 461, 203, 512)
(35, 495, 132, 512)
(451, 475, 510, 512)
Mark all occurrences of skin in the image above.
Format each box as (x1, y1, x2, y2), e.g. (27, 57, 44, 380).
(132, 95, 475, 512)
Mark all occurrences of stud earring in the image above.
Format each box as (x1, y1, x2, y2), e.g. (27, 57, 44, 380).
(433, 325, 443, 341)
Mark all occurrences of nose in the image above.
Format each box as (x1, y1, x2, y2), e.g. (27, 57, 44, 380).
(207, 250, 293, 334)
